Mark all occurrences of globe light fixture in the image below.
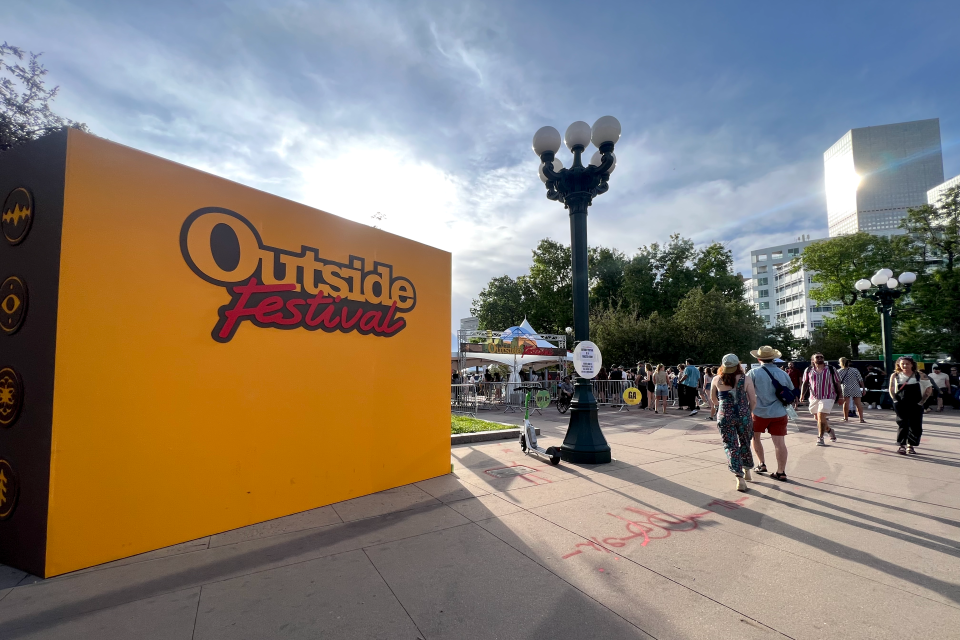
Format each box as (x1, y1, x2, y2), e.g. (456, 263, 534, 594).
(532, 126, 562, 157)
(534, 116, 621, 464)
(855, 268, 917, 376)
(539, 158, 564, 183)
(564, 121, 592, 151)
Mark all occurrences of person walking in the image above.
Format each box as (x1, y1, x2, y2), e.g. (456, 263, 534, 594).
(652, 364, 669, 414)
(644, 363, 656, 411)
(799, 353, 843, 446)
(746, 345, 794, 481)
(928, 365, 951, 413)
(837, 357, 866, 423)
(679, 358, 701, 416)
(702, 366, 716, 420)
(949, 366, 960, 410)
(710, 353, 756, 492)
(889, 356, 933, 455)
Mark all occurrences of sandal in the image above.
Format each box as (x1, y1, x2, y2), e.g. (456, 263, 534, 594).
(755, 463, 768, 474)
(771, 472, 788, 482)
(897, 445, 906, 455)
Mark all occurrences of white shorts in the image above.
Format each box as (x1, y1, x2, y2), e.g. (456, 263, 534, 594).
(808, 397, 835, 415)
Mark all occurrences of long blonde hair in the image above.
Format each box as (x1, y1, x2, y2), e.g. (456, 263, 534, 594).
(656, 364, 664, 372)
(645, 363, 653, 373)
(839, 357, 849, 368)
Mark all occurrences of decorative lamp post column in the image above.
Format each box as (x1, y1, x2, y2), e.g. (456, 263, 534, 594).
(531, 116, 621, 464)
(854, 269, 917, 375)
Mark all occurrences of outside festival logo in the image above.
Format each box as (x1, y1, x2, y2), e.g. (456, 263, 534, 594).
(0, 367, 23, 428)
(2, 187, 33, 245)
(180, 208, 417, 343)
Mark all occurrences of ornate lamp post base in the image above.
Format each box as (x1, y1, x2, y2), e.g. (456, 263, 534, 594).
(560, 378, 611, 463)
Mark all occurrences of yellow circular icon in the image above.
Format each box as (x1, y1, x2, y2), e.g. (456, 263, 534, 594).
(623, 387, 642, 405)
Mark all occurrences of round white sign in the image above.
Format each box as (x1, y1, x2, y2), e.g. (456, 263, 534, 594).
(573, 341, 602, 379)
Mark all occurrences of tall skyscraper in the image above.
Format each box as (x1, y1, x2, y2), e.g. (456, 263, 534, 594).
(928, 174, 960, 206)
(824, 119, 944, 237)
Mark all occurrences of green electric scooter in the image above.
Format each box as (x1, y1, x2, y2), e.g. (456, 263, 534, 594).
(519, 390, 561, 465)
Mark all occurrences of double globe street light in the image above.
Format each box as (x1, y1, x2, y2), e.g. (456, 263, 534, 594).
(854, 268, 917, 376)
(531, 116, 621, 464)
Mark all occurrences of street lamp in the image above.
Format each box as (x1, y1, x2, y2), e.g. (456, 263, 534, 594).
(854, 269, 917, 375)
(532, 116, 620, 464)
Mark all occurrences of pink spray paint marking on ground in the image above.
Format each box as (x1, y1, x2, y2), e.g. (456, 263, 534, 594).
(560, 499, 752, 560)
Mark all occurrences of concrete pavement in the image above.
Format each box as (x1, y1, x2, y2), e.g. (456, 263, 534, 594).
(1, 405, 959, 639)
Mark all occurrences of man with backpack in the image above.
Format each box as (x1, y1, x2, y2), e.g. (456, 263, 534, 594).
(746, 345, 796, 481)
(799, 353, 844, 446)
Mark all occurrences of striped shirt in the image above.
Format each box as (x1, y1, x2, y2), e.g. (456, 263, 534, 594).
(804, 365, 841, 400)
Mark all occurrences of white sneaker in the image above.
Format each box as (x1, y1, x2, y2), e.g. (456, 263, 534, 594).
(816, 436, 825, 446)
(736, 476, 748, 492)
(744, 468, 753, 481)
(689, 409, 699, 416)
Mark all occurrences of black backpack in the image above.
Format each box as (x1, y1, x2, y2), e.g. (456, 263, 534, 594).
(761, 366, 797, 406)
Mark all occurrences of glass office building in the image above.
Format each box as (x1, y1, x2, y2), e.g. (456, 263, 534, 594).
(825, 119, 944, 237)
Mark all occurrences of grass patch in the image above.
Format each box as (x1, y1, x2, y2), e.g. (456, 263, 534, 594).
(451, 415, 516, 435)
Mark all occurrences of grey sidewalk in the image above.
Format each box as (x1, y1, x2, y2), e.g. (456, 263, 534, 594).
(2, 406, 959, 639)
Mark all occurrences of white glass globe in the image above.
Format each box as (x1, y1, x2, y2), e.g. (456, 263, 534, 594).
(589, 150, 616, 173)
(898, 271, 917, 284)
(871, 273, 887, 286)
(591, 115, 621, 147)
(876, 268, 893, 280)
(855, 279, 872, 291)
(887, 278, 899, 289)
(532, 126, 562, 156)
(564, 121, 592, 151)
(538, 158, 564, 183)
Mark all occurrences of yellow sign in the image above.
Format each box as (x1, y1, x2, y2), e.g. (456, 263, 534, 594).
(623, 387, 642, 405)
(5, 130, 451, 577)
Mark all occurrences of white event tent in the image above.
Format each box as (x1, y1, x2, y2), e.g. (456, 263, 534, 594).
(452, 319, 571, 388)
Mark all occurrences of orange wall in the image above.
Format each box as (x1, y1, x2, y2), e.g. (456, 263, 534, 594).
(45, 130, 450, 576)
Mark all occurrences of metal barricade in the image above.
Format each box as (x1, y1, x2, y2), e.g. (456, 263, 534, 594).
(450, 383, 478, 417)
(591, 379, 632, 411)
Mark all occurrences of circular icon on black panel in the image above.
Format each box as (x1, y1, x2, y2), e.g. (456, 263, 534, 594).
(2, 187, 33, 245)
(0, 459, 19, 520)
(0, 367, 22, 428)
(1, 276, 27, 334)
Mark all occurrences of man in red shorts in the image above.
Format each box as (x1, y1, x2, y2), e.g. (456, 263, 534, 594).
(746, 345, 795, 481)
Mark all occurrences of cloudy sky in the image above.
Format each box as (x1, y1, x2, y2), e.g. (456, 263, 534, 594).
(5, 1, 959, 336)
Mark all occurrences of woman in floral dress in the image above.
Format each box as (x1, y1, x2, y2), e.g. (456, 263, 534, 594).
(709, 353, 757, 492)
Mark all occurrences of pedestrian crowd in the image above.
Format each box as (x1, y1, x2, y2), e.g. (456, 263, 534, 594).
(680, 347, 951, 492)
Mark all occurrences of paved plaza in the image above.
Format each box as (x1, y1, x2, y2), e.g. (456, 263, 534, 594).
(1, 406, 959, 639)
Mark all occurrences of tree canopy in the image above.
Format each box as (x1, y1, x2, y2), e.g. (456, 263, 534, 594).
(471, 235, 768, 365)
(1, 42, 88, 152)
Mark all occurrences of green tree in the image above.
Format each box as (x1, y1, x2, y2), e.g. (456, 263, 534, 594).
(899, 186, 960, 359)
(469, 275, 528, 331)
(524, 239, 573, 334)
(1, 43, 88, 152)
(799, 326, 853, 360)
(589, 246, 627, 311)
(670, 288, 764, 364)
(795, 232, 918, 356)
(762, 322, 804, 360)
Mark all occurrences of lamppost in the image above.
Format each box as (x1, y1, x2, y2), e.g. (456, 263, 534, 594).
(854, 268, 917, 375)
(531, 116, 621, 464)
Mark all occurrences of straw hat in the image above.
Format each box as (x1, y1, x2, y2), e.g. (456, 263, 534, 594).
(750, 345, 781, 360)
(720, 353, 741, 374)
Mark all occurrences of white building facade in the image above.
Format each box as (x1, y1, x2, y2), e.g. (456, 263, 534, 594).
(751, 238, 836, 339)
(825, 119, 944, 237)
(928, 174, 960, 206)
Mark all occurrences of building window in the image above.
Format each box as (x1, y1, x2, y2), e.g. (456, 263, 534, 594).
(757, 254, 768, 261)
(788, 248, 800, 257)
(751, 255, 757, 263)
(761, 315, 770, 323)
(812, 320, 823, 328)
(757, 290, 769, 298)
(758, 302, 769, 310)
(756, 277, 768, 286)
(756, 265, 767, 274)
(772, 251, 783, 259)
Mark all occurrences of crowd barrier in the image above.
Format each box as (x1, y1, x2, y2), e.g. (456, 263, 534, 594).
(451, 379, 653, 413)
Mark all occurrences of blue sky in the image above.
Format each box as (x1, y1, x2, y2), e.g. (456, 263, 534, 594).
(4, 1, 959, 336)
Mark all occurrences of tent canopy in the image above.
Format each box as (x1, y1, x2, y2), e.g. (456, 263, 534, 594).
(499, 318, 557, 348)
